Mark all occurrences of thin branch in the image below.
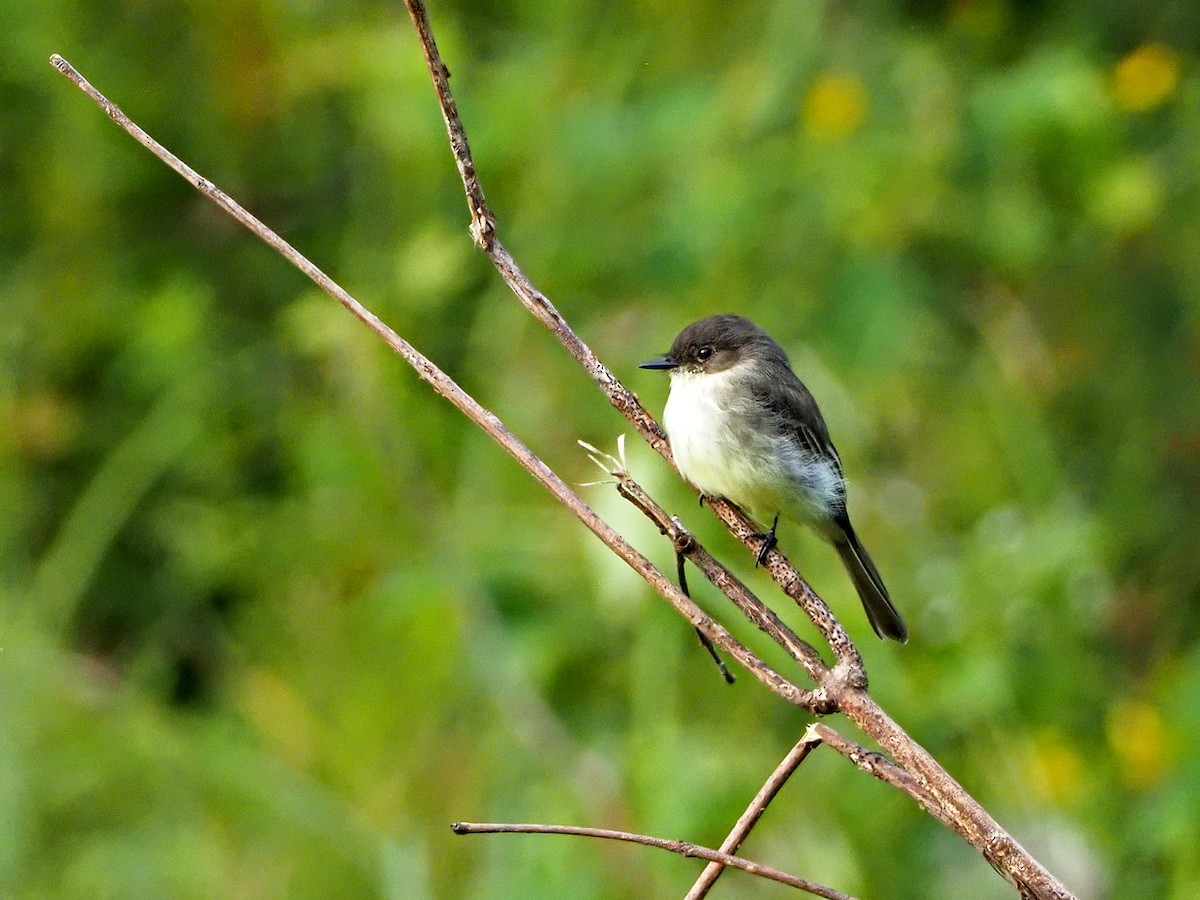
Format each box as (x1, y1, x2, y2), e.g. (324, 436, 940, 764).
(392, 7, 1078, 896)
(795, 722, 999, 879)
(45, 54, 820, 714)
(612, 469, 834, 699)
(834, 691, 1073, 897)
(398, 0, 864, 680)
(404, 0, 494, 249)
(451, 822, 857, 900)
(681, 548, 738, 685)
(686, 733, 822, 899)
(807, 724, 940, 815)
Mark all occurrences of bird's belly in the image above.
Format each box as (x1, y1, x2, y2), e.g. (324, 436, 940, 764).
(664, 382, 839, 528)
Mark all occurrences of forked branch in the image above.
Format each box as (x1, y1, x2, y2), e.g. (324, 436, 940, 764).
(686, 731, 823, 899)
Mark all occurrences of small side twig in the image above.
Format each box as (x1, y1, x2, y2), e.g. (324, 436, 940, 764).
(582, 440, 733, 685)
(613, 471, 835, 703)
(680, 549, 737, 685)
(686, 733, 823, 899)
(451, 822, 857, 900)
(808, 723, 931, 803)
(805, 721, 998, 865)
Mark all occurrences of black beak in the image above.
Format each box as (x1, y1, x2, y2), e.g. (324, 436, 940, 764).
(639, 355, 678, 371)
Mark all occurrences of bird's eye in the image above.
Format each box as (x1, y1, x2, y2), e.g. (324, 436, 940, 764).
(697, 346, 714, 360)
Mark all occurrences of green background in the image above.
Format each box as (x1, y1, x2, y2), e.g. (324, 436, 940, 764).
(4, 0, 1200, 897)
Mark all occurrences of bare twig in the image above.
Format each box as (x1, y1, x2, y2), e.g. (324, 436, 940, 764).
(808, 723, 932, 805)
(804, 718, 1040, 882)
(46, 54, 819, 714)
(397, 0, 864, 680)
(679, 549, 738, 685)
(686, 733, 823, 899)
(451, 822, 857, 900)
(404, 0, 494, 249)
(612, 470, 835, 702)
(391, 6, 1077, 897)
(834, 691, 1070, 896)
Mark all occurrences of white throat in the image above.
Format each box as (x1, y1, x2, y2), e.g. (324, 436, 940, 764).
(663, 363, 756, 499)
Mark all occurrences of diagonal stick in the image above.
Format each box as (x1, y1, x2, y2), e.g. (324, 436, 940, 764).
(685, 732, 822, 898)
(46, 53, 815, 711)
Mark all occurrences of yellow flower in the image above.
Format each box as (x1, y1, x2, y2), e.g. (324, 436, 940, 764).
(1112, 43, 1181, 112)
(1106, 698, 1171, 790)
(803, 73, 867, 139)
(1027, 732, 1085, 805)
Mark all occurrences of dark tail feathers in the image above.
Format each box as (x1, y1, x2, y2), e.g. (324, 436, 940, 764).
(833, 522, 908, 643)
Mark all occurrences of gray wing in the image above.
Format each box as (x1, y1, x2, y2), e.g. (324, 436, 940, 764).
(750, 366, 845, 482)
(752, 365, 905, 640)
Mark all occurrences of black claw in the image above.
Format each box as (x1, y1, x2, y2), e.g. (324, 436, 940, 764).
(753, 514, 780, 567)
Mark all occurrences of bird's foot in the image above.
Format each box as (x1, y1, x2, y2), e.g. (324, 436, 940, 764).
(753, 514, 779, 567)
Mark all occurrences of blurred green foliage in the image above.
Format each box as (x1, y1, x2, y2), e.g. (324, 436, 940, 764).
(4, 0, 1200, 897)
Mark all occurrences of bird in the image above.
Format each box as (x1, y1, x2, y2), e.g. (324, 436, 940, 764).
(639, 314, 907, 642)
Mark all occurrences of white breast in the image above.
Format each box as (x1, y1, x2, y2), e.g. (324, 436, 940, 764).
(664, 364, 776, 510)
(662, 364, 844, 529)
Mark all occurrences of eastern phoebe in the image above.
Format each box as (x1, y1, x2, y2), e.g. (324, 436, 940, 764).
(640, 314, 908, 643)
